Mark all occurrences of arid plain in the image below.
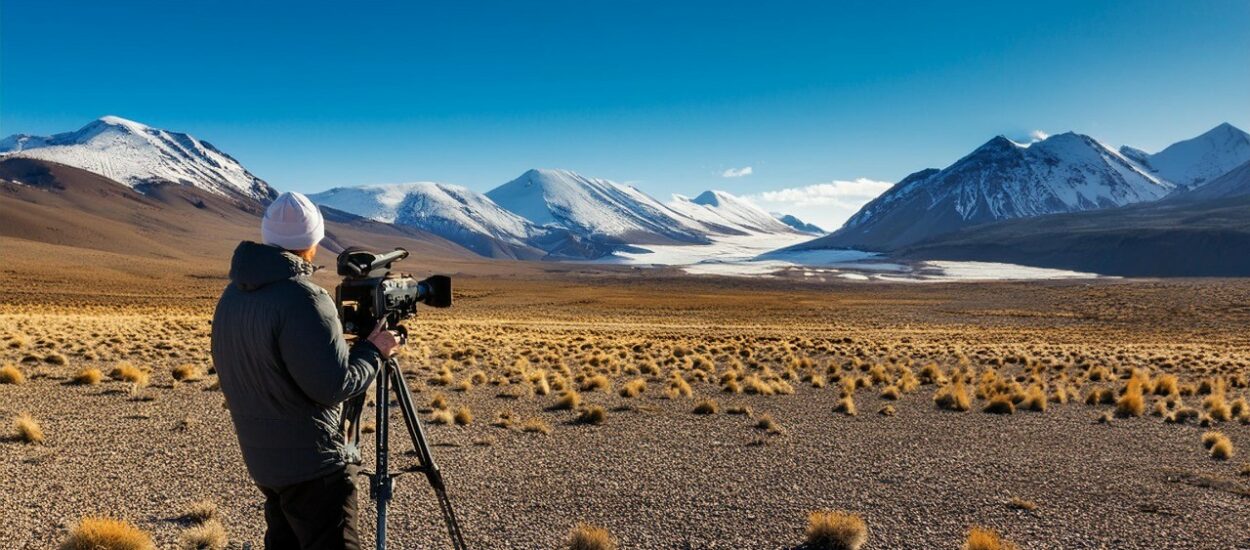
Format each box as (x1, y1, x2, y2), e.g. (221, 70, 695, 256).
(3, 261, 1250, 549)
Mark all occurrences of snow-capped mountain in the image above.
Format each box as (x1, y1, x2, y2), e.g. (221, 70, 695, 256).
(773, 213, 824, 235)
(309, 183, 556, 259)
(667, 190, 799, 236)
(792, 132, 1173, 251)
(1120, 123, 1250, 189)
(486, 168, 710, 245)
(0, 116, 275, 202)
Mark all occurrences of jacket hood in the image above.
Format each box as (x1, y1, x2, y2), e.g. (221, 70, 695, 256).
(228, 241, 315, 291)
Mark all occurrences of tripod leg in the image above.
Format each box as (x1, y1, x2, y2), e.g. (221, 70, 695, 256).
(388, 362, 468, 550)
(373, 359, 392, 550)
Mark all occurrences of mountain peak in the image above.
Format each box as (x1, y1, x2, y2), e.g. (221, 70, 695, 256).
(1126, 122, 1250, 188)
(691, 189, 733, 207)
(0, 117, 275, 202)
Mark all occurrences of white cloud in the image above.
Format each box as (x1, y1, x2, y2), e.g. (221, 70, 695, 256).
(721, 166, 753, 178)
(1029, 130, 1049, 142)
(743, 178, 894, 231)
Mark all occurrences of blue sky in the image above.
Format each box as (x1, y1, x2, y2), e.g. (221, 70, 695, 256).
(3, 0, 1248, 228)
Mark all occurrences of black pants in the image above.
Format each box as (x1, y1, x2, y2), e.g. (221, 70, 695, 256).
(259, 466, 361, 550)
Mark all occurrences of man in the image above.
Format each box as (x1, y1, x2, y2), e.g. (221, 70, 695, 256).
(211, 191, 402, 550)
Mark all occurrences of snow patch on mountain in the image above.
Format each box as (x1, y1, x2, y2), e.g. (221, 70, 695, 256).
(487, 168, 709, 245)
(1120, 122, 1250, 189)
(667, 190, 798, 235)
(310, 183, 550, 255)
(0, 116, 275, 201)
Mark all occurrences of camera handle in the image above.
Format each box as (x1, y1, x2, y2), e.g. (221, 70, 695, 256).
(367, 353, 468, 550)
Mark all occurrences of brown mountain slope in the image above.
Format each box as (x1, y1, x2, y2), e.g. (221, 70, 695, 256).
(895, 192, 1250, 277)
(0, 158, 512, 293)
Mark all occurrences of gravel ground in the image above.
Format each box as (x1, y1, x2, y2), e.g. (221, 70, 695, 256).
(3, 372, 1248, 549)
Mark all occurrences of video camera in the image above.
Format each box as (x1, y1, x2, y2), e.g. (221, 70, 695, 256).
(334, 247, 451, 337)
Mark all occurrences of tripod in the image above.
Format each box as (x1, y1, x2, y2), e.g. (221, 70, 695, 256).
(346, 355, 467, 550)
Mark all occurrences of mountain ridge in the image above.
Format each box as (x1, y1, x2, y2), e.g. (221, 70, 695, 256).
(0, 116, 277, 202)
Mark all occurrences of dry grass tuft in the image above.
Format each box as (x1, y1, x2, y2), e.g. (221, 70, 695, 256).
(429, 393, 449, 410)
(576, 405, 608, 425)
(13, 412, 44, 444)
(111, 363, 150, 388)
(171, 364, 201, 382)
(430, 409, 455, 425)
(178, 520, 227, 550)
(566, 522, 617, 550)
(454, 406, 474, 425)
(551, 391, 582, 411)
(1115, 381, 1145, 417)
(934, 379, 971, 412)
(521, 418, 552, 435)
(181, 500, 218, 524)
(693, 399, 719, 415)
(618, 378, 646, 398)
(1007, 496, 1037, 511)
(1204, 431, 1234, 460)
(834, 395, 857, 416)
(72, 368, 103, 385)
(879, 385, 900, 400)
(1020, 385, 1047, 412)
(804, 510, 867, 550)
(581, 374, 611, 393)
(60, 517, 155, 550)
(983, 395, 1015, 415)
(963, 527, 1018, 550)
(755, 413, 781, 432)
(0, 363, 25, 385)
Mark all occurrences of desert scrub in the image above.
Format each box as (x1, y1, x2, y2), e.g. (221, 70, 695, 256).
(521, 418, 552, 435)
(181, 500, 218, 523)
(983, 395, 1015, 415)
(430, 409, 455, 425)
(581, 374, 611, 392)
(1115, 380, 1145, 417)
(550, 390, 582, 411)
(454, 406, 474, 426)
(44, 352, 68, 365)
(171, 364, 201, 382)
(13, 412, 44, 444)
(834, 395, 857, 416)
(879, 385, 901, 400)
(755, 413, 781, 433)
(576, 405, 607, 425)
(111, 363, 150, 388)
(1203, 431, 1234, 460)
(934, 378, 971, 412)
(963, 527, 1019, 550)
(0, 363, 24, 384)
(61, 517, 155, 550)
(804, 510, 867, 550)
(693, 399, 719, 415)
(72, 367, 104, 385)
(178, 520, 227, 550)
(566, 522, 617, 550)
(1019, 385, 1047, 412)
(619, 378, 646, 397)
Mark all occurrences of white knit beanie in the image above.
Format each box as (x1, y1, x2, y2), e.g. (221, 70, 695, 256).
(262, 192, 325, 251)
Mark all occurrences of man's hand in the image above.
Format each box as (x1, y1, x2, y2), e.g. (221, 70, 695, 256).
(366, 320, 403, 358)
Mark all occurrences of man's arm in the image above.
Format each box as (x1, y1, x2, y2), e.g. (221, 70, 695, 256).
(278, 287, 382, 406)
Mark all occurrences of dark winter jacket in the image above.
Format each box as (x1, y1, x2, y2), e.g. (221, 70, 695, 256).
(211, 241, 383, 488)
